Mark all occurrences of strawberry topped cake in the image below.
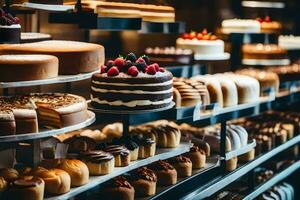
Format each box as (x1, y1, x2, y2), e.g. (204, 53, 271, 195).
(0, 8, 21, 44)
(91, 53, 173, 110)
(256, 16, 282, 33)
(176, 29, 225, 58)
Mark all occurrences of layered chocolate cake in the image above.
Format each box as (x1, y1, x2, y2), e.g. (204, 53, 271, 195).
(0, 54, 59, 82)
(0, 8, 21, 44)
(1, 40, 105, 75)
(0, 93, 88, 135)
(91, 53, 173, 110)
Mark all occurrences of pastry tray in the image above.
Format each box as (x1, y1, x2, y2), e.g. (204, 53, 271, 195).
(140, 21, 186, 34)
(0, 70, 98, 89)
(241, 1, 285, 9)
(0, 111, 95, 143)
(44, 141, 191, 200)
(225, 139, 256, 161)
(242, 58, 291, 66)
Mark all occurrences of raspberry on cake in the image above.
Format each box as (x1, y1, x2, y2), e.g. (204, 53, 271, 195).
(176, 30, 225, 58)
(0, 8, 21, 44)
(91, 53, 173, 110)
(256, 16, 282, 33)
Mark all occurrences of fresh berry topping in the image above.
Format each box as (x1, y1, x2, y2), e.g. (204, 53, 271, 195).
(202, 35, 210, 40)
(159, 67, 165, 72)
(146, 65, 157, 75)
(114, 57, 125, 69)
(141, 55, 150, 64)
(202, 29, 208, 35)
(189, 32, 196, 40)
(256, 17, 263, 23)
(14, 17, 20, 24)
(127, 66, 139, 77)
(182, 33, 189, 39)
(5, 13, 15, 21)
(124, 60, 133, 69)
(106, 60, 115, 68)
(100, 65, 107, 74)
(135, 58, 147, 71)
(152, 63, 160, 71)
(107, 66, 119, 77)
(196, 33, 203, 40)
(265, 16, 271, 22)
(126, 52, 137, 62)
(0, 9, 5, 17)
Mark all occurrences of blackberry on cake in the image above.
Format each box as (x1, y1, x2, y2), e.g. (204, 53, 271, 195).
(91, 53, 173, 110)
(0, 9, 21, 44)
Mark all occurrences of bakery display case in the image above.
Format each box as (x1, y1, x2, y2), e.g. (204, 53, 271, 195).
(1, 0, 300, 200)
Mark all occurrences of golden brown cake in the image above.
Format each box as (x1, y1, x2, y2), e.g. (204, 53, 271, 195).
(130, 167, 157, 197)
(0, 54, 58, 82)
(140, 4, 175, 22)
(242, 43, 288, 60)
(0, 40, 105, 74)
(7, 176, 45, 200)
(236, 68, 280, 95)
(168, 156, 192, 178)
(149, 160, 177, 186)
(101, 176, 135, 200)
(184, 145, 206, 169)
(256, 16, 282, 33)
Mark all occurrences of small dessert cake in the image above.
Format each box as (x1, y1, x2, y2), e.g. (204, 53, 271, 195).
(176, 30, 225, 58)
(184, 144, 206, 169)
(132, 135, 156, 159)
(236, 68, 280, 95)
(103, 145, 130, 167)
(21, 32, 52, 43)
(80, 150, 115, 175)
(0, 110, 16, 136)
(0, 54, 59, 82)
(278, 35, 300, 50)
(168, 156, 192, 178)
(221, 19, 261, 33)
(101, 176, 135, 200)
(0, 8, 21, 44)
(145, 46, 193, 66)
(256, 16, 282, 33)
(113, 137, 139, 161)
(242, 43, 289, 66)
(1, 40, 105, 75)
(149, 160, 177, 186)
(130, 167, 157, 197)
(139, 4, 175, 22)
(91, 53, 173, 110)
(149, 124, 181, 148)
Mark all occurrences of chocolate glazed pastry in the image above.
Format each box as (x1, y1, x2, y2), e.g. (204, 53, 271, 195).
(101, 176, 135, 200)
(133, 136, 156, 159)
(7, 176, 45, 200)
(113, 137, 139, 161)
(149, 160, 177, 186)
(80, 150, 115, 175)
(103, 145, 130, 167)
(152, 125, 181, 148)
(130, 167, 157, 197)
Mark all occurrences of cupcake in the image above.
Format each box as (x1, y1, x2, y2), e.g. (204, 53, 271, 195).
(133, 135, 156, 159)
(113, 137, 139, 161)
(101, 176, 135, 200)
(130, 167, 157, 197)
(168, 156, 192, 178)
(184, 145, 206, 169)
(149, 160, 177, 186)
(104, 145, 130, 167)
(80, 150, 115, 175)
(151, 124, 181, 148)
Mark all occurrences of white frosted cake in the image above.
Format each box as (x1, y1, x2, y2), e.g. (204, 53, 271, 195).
(176, 30, 225, 57)
(222, 19, 261, 34)
(278, 35, 300, 50)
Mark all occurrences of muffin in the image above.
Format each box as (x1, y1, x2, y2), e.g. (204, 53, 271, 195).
(168, 156, 192, 178)
(184, 145, 206, 169)
(101, 176, 135, 200)
(133, 135, 156, 159)
(149, 160, 177, 186)
(130, 167, 157, 197)
(103, 145, 130, 167)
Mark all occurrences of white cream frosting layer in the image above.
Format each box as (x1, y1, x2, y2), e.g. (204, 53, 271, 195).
(92, 79, 173, 87)
(176, 38, 224, 55)
(279, 35, 300, 50)
(91, 95, 173, 107)
(0, 24, 21, 28)
(222, 19, 260, 33)
(91, 86, 173, 94)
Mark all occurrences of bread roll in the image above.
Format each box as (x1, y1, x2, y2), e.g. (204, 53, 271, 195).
(58, 160, 89, 187)
(0, 168, 19, 182)
(33, 168, 71, 194)
(7, 176, 45, 200)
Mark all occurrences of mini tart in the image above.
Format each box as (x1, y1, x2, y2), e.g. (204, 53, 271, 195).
(7, 176, 45, 200)
(103, 145, 130, 167)
(149, 160, 177, 186)
(151, 124, 181, 148)
(184, 145, 206, 169)
(133, 136, 156, 159)
(130, 167, 157, 197)
(101, 176, 135, 200)
(168, 156, 192, 178)
(80, 150, 115, 175)
(113, 137, 139, 161)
